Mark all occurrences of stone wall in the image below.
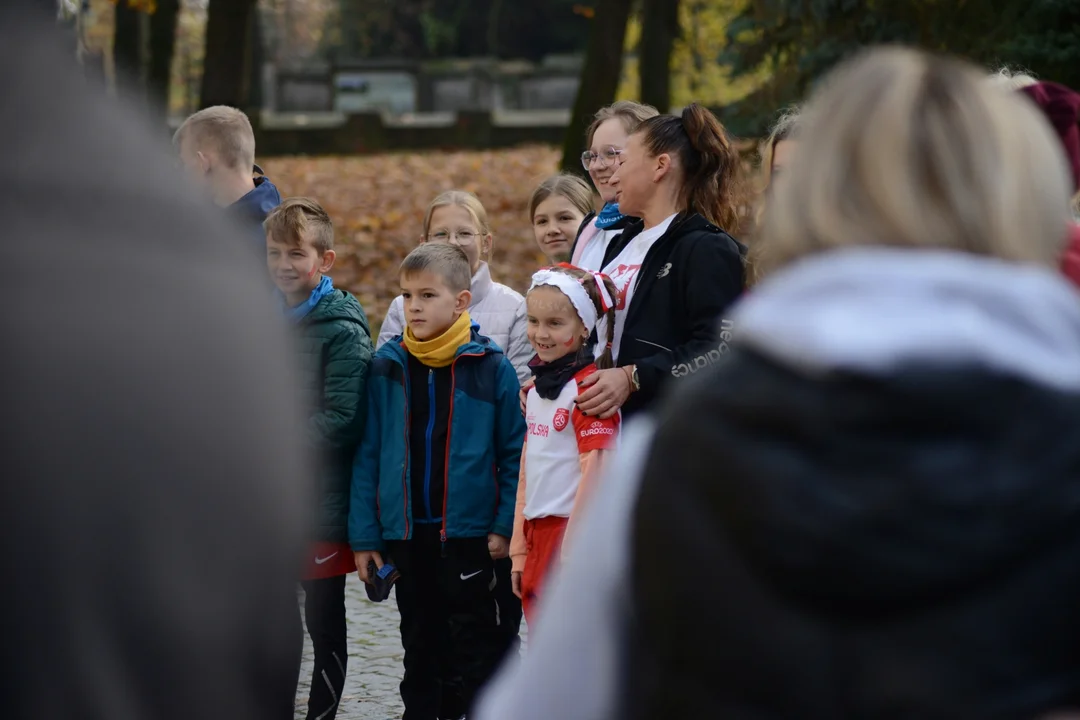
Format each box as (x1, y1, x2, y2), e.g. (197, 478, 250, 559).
(252, 110, 571, 156)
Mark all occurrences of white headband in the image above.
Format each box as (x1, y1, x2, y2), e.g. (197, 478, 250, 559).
(528, 267, 615, 332)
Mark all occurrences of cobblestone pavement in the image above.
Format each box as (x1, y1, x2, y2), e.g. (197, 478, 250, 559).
(295, 577, 526, 720)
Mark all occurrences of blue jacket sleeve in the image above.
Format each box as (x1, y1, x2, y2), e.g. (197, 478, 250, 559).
(491, 356, 526, 539)
(349, 377, 384, 552)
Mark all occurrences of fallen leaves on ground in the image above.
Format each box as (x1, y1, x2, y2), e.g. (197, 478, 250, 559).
(268, 145, 562, 331)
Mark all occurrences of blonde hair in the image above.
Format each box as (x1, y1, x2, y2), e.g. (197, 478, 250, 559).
(173, 106, 256, 172)
(586, 100, 660, 148)
(747, 107, 802, 285)
(988, 66, 1038, 91)
(400, 243, 472, 294)
(759, 106, 801, 188)
(423, 190, 491, 237)
(263, 197, 334, 254)
(529, 174, 596, 220)
(757, 47, 1072, 278)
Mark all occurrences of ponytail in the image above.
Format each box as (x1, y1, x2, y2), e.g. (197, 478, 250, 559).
(593, 274, 619, 370)
(637, 103, 746, 231)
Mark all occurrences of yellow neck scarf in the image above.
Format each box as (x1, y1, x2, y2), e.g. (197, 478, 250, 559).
(403, 311, 473, 368)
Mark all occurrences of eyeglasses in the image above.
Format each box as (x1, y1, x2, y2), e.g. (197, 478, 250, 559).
(581, 146, 624, 171)
(428, 230, 479, 245)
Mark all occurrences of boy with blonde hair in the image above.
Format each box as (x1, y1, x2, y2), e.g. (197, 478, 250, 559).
(351, 243, 525, 720)
(176, 105, 280, 250)
(265, 197, 373, 720)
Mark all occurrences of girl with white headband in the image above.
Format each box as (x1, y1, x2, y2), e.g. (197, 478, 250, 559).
(510, 264, 620, 625)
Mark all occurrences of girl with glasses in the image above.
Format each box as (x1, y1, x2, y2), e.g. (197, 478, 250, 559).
(569, 101, 660, 272)
(377, 190, 532, 388)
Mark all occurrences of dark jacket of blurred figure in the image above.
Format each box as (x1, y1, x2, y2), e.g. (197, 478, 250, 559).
(1, 3, 309, 718)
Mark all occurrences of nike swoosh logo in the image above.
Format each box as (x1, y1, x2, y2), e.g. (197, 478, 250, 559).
(314, 552, 338, 565)
(460, 570, 484, 581)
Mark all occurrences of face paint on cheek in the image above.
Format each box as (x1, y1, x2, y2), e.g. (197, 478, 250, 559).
(307, 265, 318, 279)
(564, 337, 577, 348)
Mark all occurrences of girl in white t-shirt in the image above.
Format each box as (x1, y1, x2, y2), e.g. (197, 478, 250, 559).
(511, 264, 621, 624)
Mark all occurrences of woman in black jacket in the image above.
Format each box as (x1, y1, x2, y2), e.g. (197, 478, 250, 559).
(575, 104, 746, 420)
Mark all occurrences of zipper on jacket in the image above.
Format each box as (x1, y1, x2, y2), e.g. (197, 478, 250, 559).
(442, 352, 484, 557)
(399, 358, 411, 541)
(424, 368, 435, 521)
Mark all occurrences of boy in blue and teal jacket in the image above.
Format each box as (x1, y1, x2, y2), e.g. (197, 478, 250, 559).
(349, 242, 525, 720)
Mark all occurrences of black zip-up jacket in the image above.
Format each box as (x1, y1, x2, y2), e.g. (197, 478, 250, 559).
(600, 212, 745, 418)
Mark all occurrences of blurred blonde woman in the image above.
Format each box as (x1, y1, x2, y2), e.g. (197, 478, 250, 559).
(479, 47, 1080, 720)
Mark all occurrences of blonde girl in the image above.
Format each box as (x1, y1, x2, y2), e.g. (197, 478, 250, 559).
(530, 174, 595, 264)
(377, 190, 532, 385)
(510, 264, 619, 623)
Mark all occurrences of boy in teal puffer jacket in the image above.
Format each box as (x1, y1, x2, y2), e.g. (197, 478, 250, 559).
(265, 197, 373, 720)
(350, 243, 525, 720)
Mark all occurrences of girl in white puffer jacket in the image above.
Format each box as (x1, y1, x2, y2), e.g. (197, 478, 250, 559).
(377, 190, 532, 386)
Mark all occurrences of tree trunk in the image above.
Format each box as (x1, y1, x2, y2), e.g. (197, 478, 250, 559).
(248, 7, 264, 110)
(200, 0, 257, 109)
(487, 0, 503, 58)
(113, 0, 143, 93)
(559, 0, 633, 173)
(639, 0, 681, 112)
(147, 0, 180, 125)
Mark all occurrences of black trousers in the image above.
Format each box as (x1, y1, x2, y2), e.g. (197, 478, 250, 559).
(493, 556, 522, 658)
(300, 574, 348, 720)
(389, 525, 505, 720)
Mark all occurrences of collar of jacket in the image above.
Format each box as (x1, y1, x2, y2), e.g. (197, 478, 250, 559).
(385, 327, 495, 367)
(735, 247, 1080, 391)
(471, 262, 493, 305)
(602, 212, 717, 268)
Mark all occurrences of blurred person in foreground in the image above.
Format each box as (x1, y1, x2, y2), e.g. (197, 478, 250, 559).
(1, 2, 308, 718)
(478, 46, 1080, 720)
(174, 105, 282, 253)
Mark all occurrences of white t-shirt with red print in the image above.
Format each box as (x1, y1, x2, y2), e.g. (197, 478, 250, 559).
(599, 213, 678, 363)
(523, 365, 620, 520)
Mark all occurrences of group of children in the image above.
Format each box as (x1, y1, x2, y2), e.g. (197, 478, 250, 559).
(271, 180, 621, 720)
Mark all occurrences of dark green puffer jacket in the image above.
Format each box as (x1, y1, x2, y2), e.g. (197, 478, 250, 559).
(296, 288, 373, 542)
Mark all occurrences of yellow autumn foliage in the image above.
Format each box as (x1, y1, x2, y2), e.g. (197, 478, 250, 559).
(618, 0, 771, 108)
(109, 0, 157, 14)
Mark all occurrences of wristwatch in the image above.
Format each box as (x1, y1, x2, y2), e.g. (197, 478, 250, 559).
(626, 365, 641, 393)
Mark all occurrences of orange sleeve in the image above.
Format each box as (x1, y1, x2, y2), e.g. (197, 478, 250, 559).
(510, 437, 528, 573)
(562, 448, 609, 562)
